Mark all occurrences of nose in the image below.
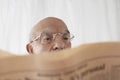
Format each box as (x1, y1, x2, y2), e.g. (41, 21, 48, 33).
(52, 36, 65, 51)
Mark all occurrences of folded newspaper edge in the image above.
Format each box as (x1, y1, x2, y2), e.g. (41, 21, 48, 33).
(0, 41, 120, 80)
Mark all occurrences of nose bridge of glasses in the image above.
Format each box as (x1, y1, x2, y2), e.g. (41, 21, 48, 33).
(53, 33, 63, 41)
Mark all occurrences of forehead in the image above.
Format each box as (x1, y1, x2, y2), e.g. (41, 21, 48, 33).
(39, 26, 68, 34)
(35, 19, 69, 33)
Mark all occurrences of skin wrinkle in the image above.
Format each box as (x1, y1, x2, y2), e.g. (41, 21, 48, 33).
(26, 17, 72, 54)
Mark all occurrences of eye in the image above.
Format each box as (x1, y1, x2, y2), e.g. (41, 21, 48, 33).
(40, 33, 53, 43)
(62, 35, 70, 41)
(63, 37, 69, 40)
(62, 33, 70, 40)
(43, 36, 52, 42)
(46, 37, 52, 40)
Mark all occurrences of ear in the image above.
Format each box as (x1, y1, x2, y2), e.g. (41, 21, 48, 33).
(26, 43, 33, 54)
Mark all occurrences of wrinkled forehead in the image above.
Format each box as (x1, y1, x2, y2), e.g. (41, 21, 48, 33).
(34, 19, 69, 34)
(37, 26, 69, 34)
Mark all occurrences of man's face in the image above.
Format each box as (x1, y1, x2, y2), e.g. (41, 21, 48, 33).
(27, 18, 72, 54)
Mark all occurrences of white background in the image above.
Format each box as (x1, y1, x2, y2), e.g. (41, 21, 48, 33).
(0, 0, 120, 55)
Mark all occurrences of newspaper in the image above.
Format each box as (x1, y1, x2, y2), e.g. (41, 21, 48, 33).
(0, 42, 120, 80)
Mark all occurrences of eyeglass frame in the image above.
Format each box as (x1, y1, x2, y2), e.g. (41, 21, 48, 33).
(30, 32, 74, 44)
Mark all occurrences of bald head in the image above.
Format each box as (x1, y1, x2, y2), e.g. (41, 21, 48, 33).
(26, 17, 72, 54)
(29, 17, 68, 42)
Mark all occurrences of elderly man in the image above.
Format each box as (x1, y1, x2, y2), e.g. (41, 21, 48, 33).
(26, 17, 74, 54)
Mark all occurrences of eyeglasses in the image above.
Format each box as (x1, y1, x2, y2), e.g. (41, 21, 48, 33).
(30, 32, 74, 44)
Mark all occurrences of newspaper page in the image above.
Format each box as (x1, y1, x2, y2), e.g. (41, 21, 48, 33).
(0, 50, 15, 59)
(0, 42, 120, 80)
